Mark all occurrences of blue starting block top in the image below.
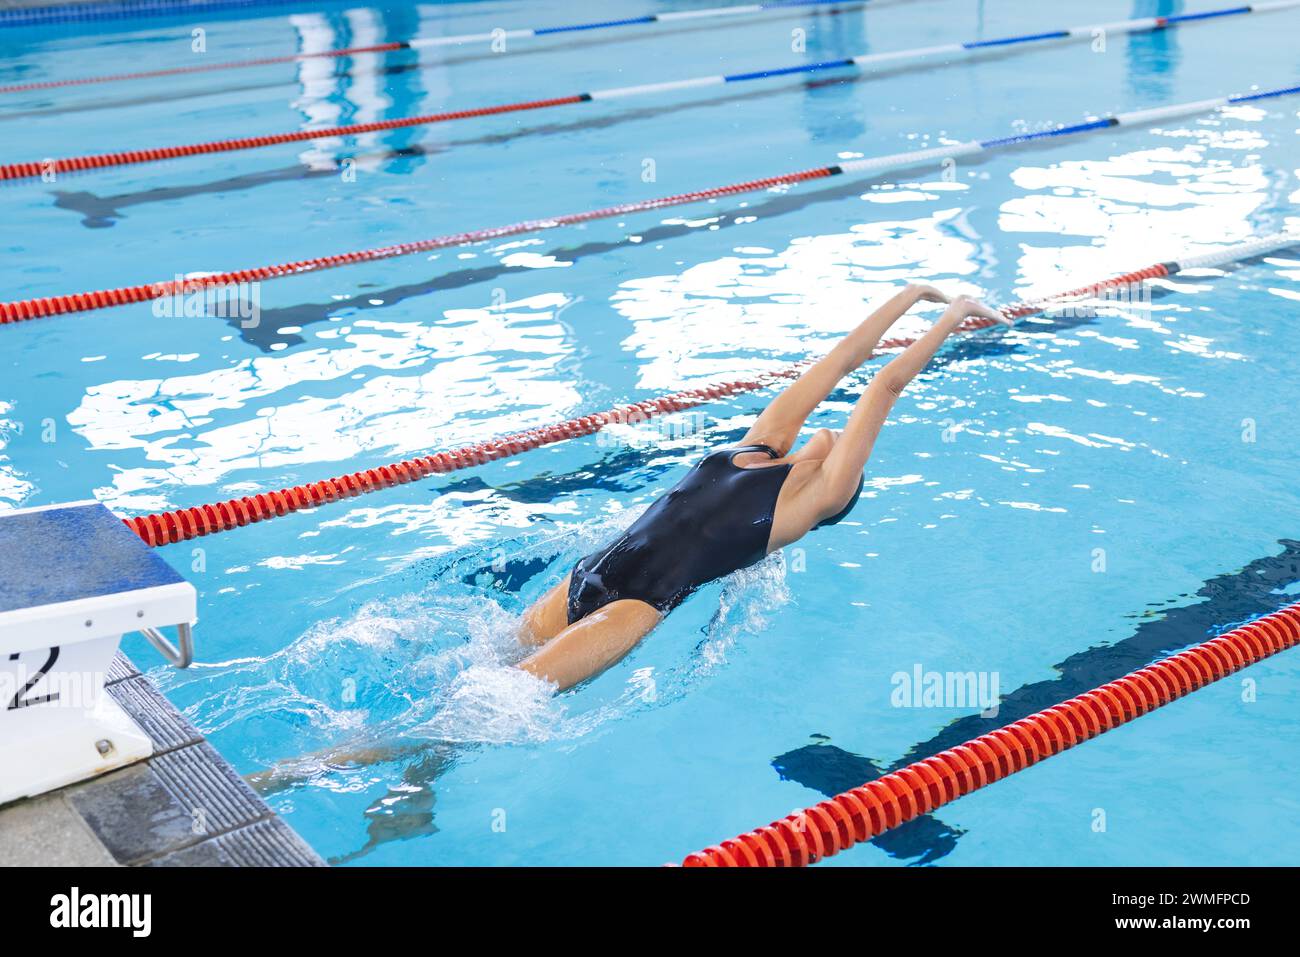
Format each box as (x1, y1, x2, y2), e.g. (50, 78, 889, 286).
(0, 502, 184, 615)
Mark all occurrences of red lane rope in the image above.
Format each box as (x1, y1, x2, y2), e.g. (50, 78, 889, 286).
(0, 166, 837, 324)
(119, 263, 1168, 547)
(122, 366, 806, 546)
(0, 43, 408, 95)
(1001, 264, 1172, 318)
(0, 94, 589, 183)
(681, 601, 1300, 866)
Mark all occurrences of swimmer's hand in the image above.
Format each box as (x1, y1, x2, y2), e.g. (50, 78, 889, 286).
(906, 283, 951, 304)
(956, 295, 1014, 327)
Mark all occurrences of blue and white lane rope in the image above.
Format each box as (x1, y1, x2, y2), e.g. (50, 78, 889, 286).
(9, 4, 1298, 178)
(8, 1, 1294, 98)
(405, 0, 869, 47)
(589, 1, 1300, 98)
(5, 84, 1299, 320)
(832, 82, 1300, 178)
(0, 0, 879, 93)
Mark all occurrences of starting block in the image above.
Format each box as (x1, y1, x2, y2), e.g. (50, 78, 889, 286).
(0, 501, 196, 805)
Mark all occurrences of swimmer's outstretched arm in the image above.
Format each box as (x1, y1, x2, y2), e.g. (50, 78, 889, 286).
(741, 282, 950, 454)
(816, 295, 1008, 502)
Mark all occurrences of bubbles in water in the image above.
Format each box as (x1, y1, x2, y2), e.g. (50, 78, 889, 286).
(410, 665, 568, 745)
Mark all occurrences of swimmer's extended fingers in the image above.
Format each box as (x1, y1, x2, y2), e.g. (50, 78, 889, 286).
(947, 294, 1012, 326)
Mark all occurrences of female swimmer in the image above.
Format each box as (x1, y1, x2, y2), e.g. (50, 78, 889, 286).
(513, 286, 1006, 691)
(250, 285, 1006, 806)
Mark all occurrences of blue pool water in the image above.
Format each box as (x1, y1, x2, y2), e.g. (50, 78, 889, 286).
(2, 0, 1299, 866)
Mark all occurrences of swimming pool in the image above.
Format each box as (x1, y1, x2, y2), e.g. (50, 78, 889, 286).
(2, 0, 1299, 866)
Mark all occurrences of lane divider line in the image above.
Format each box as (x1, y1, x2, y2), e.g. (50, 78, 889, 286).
(7, 1, 1292, 97)
(0, 94, 594, 179)
(0, 0, 870, 89)
(681, 600, 1300, 866)
(4, 86, 1298, 325)
(2, 2, 1295, 170)
(116, 231, 1299, 547)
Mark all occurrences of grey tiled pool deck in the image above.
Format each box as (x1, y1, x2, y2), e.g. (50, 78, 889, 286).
(0, 653, 324, 867)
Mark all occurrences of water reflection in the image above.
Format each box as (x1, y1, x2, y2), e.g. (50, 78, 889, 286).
(1126, 0, 1182, 102)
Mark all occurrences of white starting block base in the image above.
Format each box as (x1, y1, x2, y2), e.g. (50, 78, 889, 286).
(0, 502, 196, 806)
(0, 688, 152, 806)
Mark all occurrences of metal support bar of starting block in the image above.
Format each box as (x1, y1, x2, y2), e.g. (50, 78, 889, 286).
(140, 622, 194, 669)
(0, 501, 198, 806)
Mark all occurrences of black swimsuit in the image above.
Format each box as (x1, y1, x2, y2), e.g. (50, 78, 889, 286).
(566, 444, 864, 624)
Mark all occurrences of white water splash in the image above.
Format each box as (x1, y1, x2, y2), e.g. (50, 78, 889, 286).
(166, 513, 792, 780)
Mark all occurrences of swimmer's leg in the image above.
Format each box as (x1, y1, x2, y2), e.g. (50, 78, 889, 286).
(250, 574, 582, 796)
(517, 572, 572, 647)
(518, 599, 661, 692)
(247, 739, 430, 796)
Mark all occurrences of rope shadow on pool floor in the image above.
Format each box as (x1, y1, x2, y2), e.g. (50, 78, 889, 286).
(772, 538, 1300, 864)
(193, 147, 1159, 352)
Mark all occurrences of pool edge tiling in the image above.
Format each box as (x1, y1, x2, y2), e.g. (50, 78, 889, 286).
(0, 651, 325, 867)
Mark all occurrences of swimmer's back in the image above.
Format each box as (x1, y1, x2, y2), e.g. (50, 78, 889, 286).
(566, 444, 861, 622)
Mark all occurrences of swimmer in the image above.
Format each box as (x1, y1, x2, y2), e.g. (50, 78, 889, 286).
(515, 286, 1007, 691)
(249, 285, 1006, 807)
